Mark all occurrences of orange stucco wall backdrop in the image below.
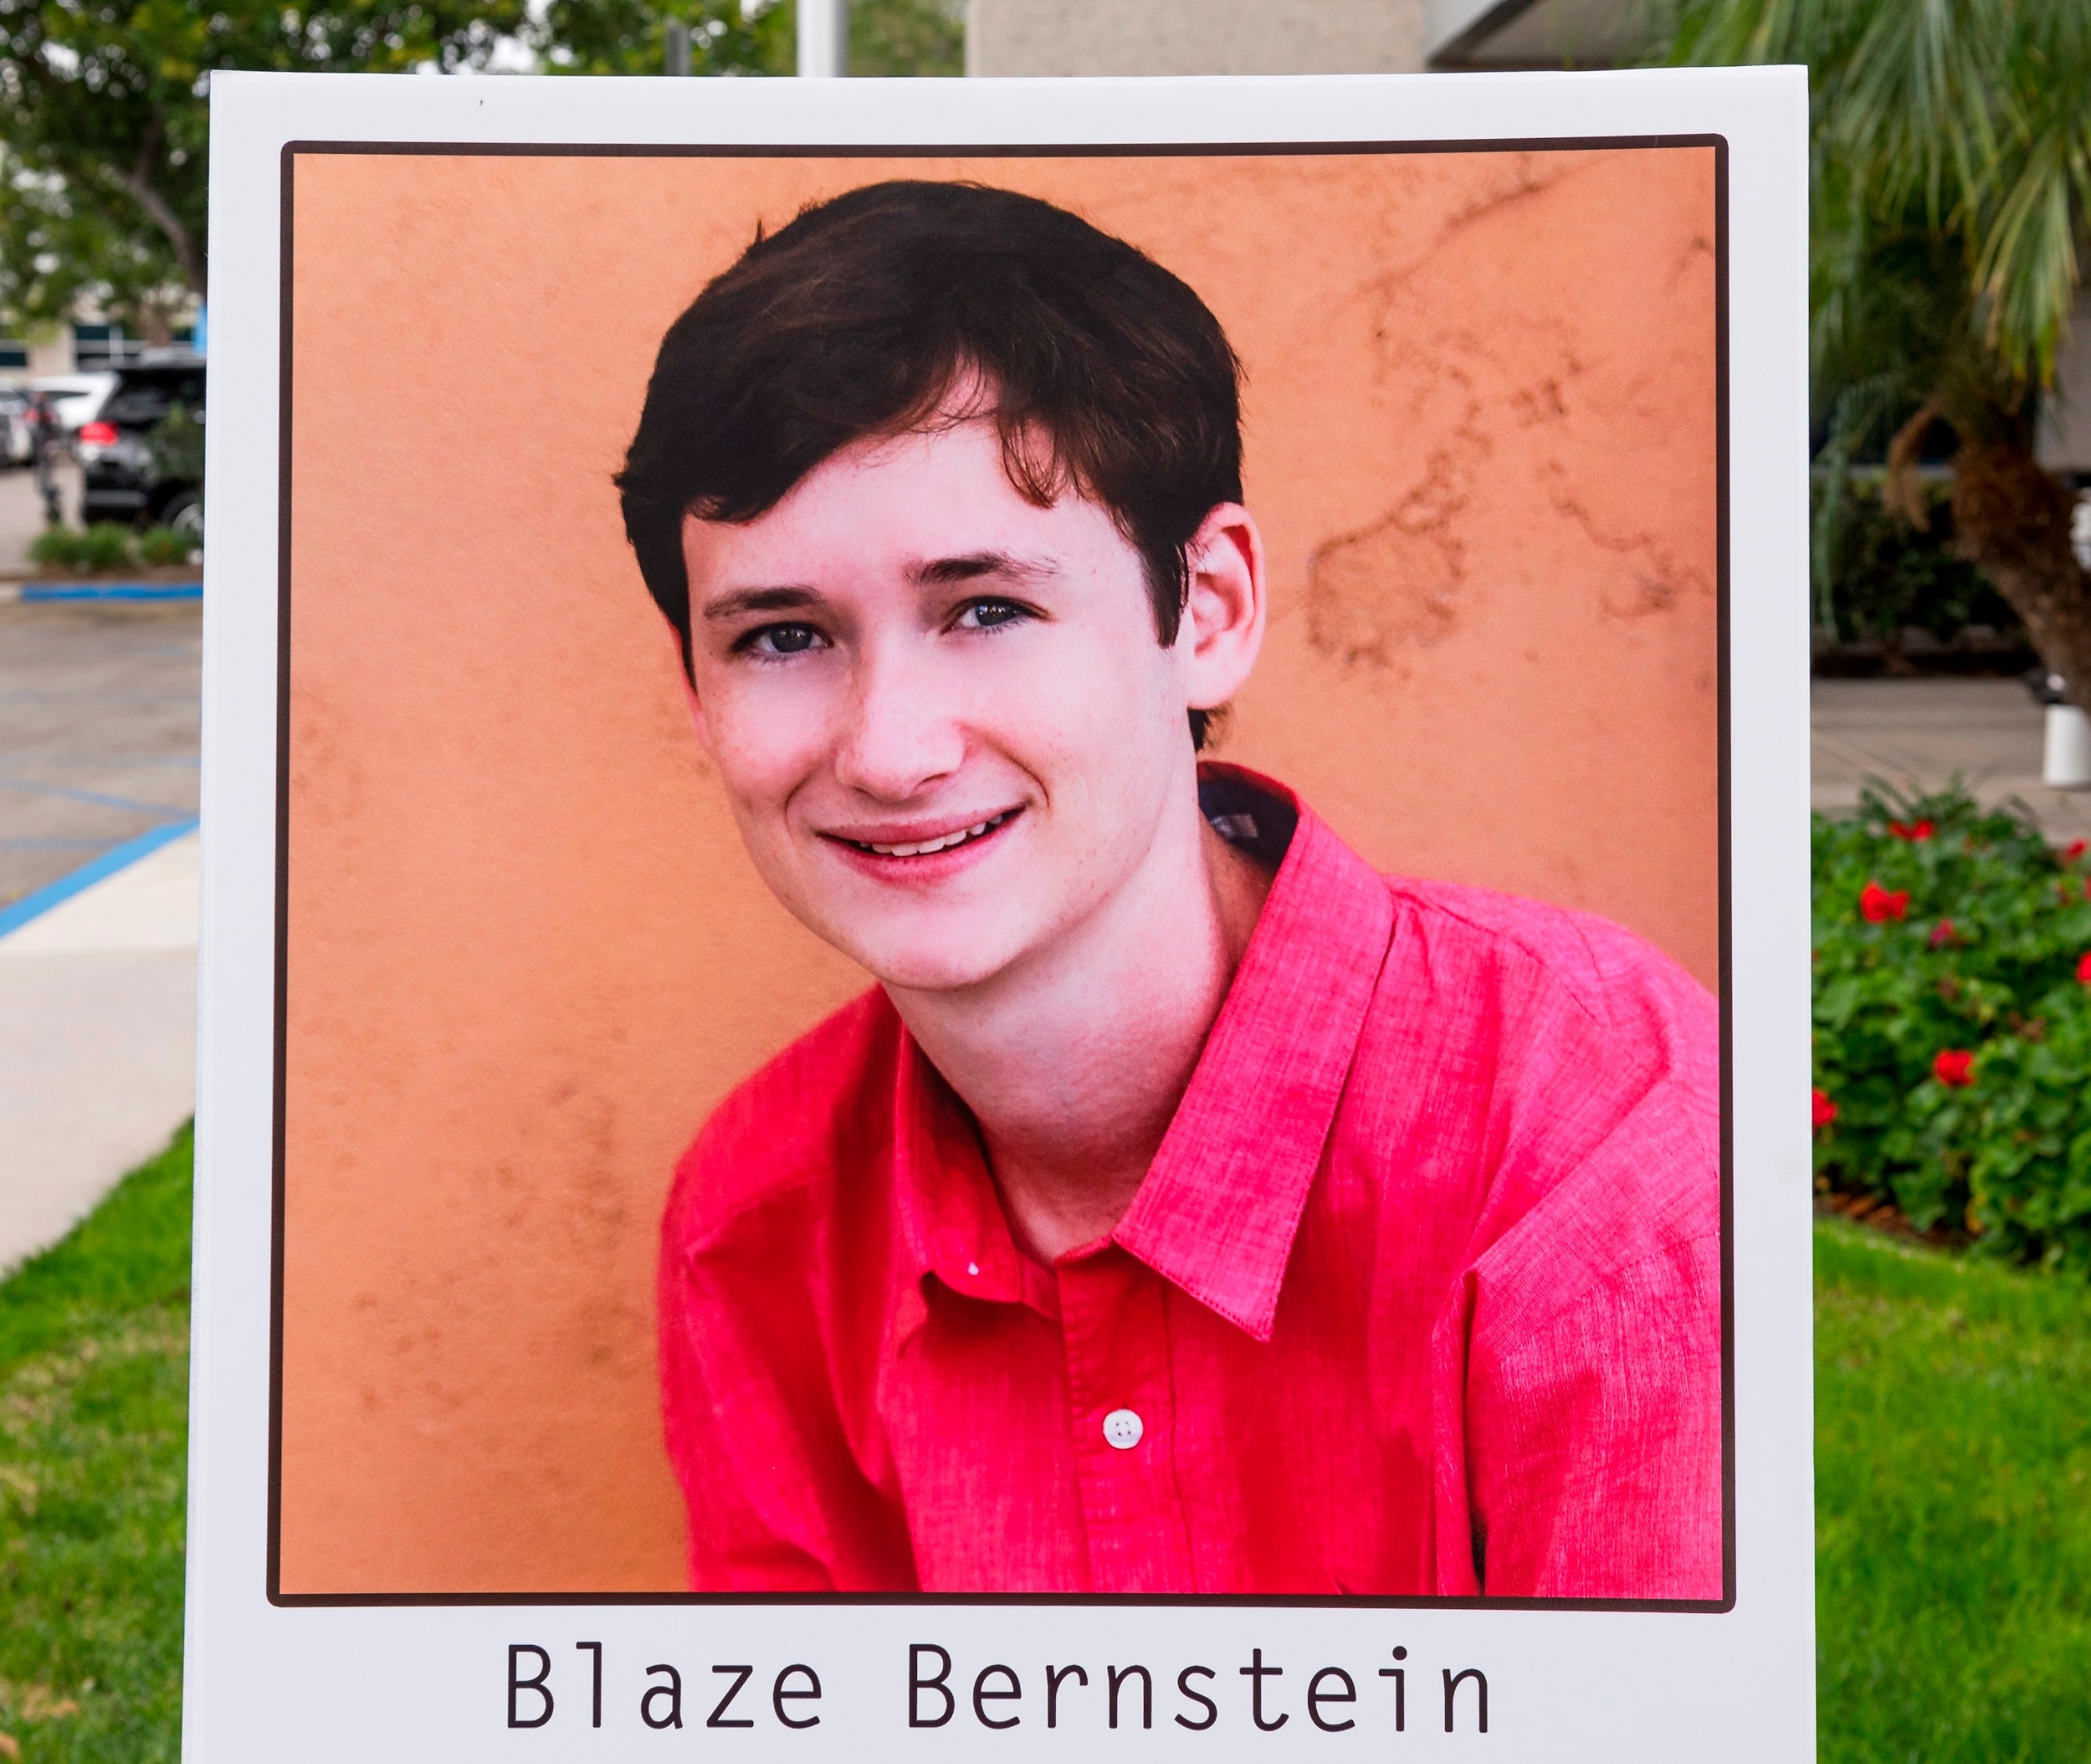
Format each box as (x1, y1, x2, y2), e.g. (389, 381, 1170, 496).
(280, 145, 1719, 1595)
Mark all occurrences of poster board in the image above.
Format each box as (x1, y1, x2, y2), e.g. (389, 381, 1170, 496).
(190, 65, 1812, 1760)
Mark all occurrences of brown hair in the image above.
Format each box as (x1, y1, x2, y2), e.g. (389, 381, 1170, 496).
(617, 179, 1243, 745)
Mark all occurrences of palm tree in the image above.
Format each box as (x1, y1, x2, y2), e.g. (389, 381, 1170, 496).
(1668, 0, 2091, 705)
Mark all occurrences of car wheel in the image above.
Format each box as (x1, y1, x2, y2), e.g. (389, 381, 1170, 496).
(162, 491, 204, 540)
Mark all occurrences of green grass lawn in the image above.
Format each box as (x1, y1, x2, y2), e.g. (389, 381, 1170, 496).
(1, 1132, 2088, 1760)
(0, 1127, 190, 1764)
(1815, 1218, 2091, 1762)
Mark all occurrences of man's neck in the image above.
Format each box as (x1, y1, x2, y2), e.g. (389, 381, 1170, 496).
(887, 797, 1273, 1269)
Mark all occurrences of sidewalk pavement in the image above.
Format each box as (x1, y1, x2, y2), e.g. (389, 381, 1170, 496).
(1812, 677, 2091, 840)
(1, 590, 201, 1273)
(0, 827, 198, 1273)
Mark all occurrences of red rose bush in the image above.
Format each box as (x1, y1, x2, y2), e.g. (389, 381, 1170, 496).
(1813, 783, 2091, 1270)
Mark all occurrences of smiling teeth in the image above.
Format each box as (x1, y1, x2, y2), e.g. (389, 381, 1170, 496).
(858, 813, 1009, 857)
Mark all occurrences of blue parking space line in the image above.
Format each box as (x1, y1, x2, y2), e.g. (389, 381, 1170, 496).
(0, 817, 200, 940)
(19, 582, 202, 602)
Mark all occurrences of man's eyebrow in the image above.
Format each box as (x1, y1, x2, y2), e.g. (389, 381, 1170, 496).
(913, 551, 1060, 587)
(700, 585, 824, 621)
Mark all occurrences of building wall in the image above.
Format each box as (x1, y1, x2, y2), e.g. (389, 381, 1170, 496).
(966, 0, 1424, 75)
(26, 335, 74, 377)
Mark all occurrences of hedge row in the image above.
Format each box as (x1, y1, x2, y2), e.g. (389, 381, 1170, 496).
(27, 523, 197, 574)
(1813, 783, 2091, 1272)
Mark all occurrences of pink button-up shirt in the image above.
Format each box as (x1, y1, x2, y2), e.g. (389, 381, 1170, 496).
(659, 768, 1723, 1599)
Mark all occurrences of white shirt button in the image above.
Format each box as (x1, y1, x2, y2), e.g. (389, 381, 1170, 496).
(1102, 1408, 1144, 1450)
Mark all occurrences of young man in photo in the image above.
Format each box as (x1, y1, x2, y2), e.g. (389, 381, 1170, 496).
(620, 180, 1722, 1601)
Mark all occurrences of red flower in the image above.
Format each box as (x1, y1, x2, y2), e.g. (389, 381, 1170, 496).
(1932, 1048, 1975, 1088)
(1811, 1088, 1838, 1130)
(1930, 919, 1955, 948)
(1860, 880, 1910, 923)
(2066, 838, 2089, 863)
(2078, 951, 2091, 985)
(1888, 819, 1935, 841)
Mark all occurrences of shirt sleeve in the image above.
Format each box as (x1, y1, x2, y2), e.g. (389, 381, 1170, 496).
(1431, 1224, 1725, 1600)
(1424, 921, 1725, 1602)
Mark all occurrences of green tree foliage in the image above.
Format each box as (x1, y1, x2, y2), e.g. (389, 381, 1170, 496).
(0, 0, 532, 329)
(538, 0, 793, 76)
(0, 0, 960, 340)
(1668, 1, 2091, 708)
(850, 0, 962, 76)
(534, 0, 961, 79)
(1815, 476, 2017, 644)
(0, 157, 187, 340)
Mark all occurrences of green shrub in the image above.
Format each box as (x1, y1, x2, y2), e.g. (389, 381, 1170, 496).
(145, 402, 204, 483)
(1813, 478, 2019, 643)
(137, 526, 197, 567)
(1813, 783, 2091, 1269)
(25, 523, 137, 574)
(25, 526, 83, 571)
(76, 522, 136, 572)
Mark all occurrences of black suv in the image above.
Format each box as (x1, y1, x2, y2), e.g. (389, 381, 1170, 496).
(78, 357, 206, 532)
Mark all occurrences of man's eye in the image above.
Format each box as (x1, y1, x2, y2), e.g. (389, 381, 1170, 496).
(954, 599, 1031, 631)
(741, 623, 826, 656)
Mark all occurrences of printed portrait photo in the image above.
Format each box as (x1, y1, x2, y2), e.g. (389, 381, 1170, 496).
(272, 141, 1727, 1607)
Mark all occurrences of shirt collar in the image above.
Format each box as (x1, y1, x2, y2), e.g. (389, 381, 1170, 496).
(887, 764, 1395, 1344)
(1112, 766, 1395, 1341)
(890, 1034, 1059, 1320)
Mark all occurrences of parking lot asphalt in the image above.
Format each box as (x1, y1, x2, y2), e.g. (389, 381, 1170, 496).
(0, 593, 201, 909)
(0, 585, 200, 1271)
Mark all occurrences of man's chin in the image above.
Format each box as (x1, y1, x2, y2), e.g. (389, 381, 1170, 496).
(860, 944, 1020, 997)
(827, 917, 1033, 998)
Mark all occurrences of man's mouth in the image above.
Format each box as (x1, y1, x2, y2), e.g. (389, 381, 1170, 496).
(831, 809, 1018, 858)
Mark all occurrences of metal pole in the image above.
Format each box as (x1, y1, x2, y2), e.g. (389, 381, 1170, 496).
(664, 16, 692, 74)
(796, 0, 847, 76)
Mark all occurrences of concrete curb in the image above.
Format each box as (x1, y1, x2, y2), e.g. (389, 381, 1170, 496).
(0, 816, 200, 939)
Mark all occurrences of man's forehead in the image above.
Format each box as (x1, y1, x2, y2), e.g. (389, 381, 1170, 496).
(694, 551, 1064, 622)
(679, 423, 1124, 591)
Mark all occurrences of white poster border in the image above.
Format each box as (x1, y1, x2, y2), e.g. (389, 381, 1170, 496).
(191, 64, 1813, 1762)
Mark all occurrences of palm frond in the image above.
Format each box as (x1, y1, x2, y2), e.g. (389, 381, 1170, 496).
(1669, 0, 2090, 403)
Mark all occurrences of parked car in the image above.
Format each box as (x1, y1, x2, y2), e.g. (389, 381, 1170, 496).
(0, 388, 33, 465)
(27, 372, 118, 436)
(76, 357, 204, 532)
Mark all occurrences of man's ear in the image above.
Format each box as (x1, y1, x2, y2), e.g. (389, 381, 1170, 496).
(1178, 502, 1267, 712)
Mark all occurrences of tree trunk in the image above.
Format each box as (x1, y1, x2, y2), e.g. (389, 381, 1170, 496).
(121, 111, 205, 299)
(1951, 438, 2091, 713)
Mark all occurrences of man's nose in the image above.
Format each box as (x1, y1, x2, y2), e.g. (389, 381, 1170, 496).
(830, 642, 965, 802)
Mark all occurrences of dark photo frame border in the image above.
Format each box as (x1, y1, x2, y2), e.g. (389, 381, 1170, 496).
(267, 133, 1734, 1613)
